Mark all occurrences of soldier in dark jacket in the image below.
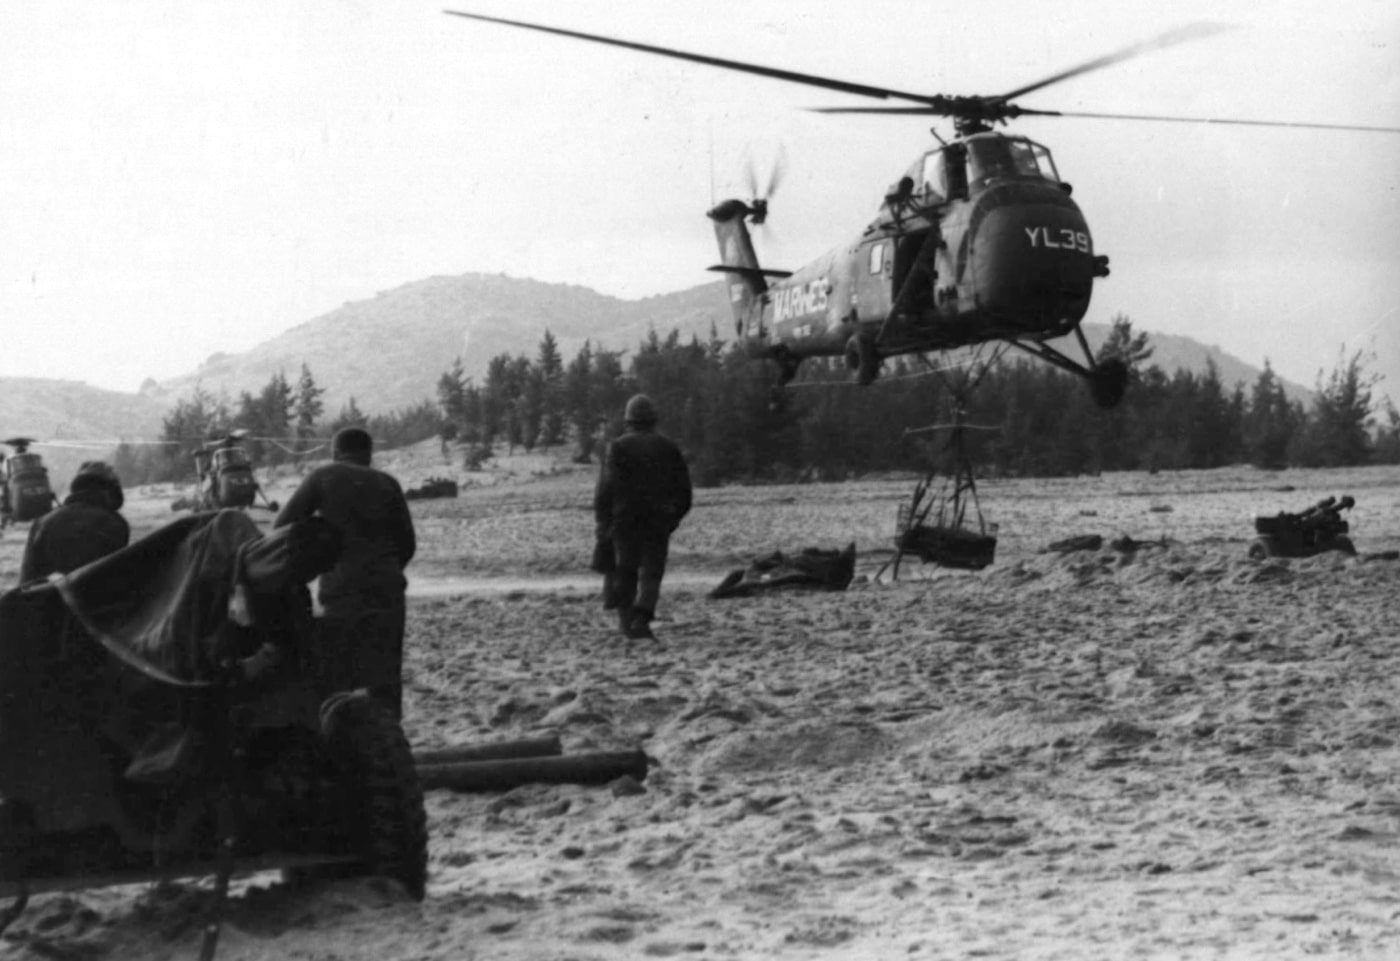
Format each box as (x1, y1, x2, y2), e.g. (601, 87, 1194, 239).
(275, 428, 416, 718)
(594, 395, 692, 640)
(19, 461, 129, 583)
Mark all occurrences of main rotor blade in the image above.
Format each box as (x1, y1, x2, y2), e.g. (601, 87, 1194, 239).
(811, 104, 1400, 135)
(997, 22, 1231, 101)
(809, 105, 1062, 117)
(1048, 110, 1400, 134)
(443, 9, 933, 106)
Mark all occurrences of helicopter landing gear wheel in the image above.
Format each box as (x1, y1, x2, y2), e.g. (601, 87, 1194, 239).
(844, 335, 880, 386)
(1089, 357, 1129, 409)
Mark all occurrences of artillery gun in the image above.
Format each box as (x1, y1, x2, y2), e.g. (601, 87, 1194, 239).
(0, 511, 426, 956)
(1249, 495, 1356, 559)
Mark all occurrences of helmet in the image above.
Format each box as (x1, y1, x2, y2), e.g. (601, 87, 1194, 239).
(624, 394, 657, 427)
(71, 461, 124, 511)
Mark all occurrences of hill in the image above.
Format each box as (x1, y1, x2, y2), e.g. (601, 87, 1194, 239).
(152, 274, 732, 416)
(0, 378, 167, 486)
(150, 273, 1309, 414)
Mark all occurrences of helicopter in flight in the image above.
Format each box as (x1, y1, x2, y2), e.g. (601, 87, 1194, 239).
(445, 12, 1399, 407)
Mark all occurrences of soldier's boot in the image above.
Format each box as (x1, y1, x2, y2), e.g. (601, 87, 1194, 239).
(626, 608, 657, 641)
(616, 605, 635, 637)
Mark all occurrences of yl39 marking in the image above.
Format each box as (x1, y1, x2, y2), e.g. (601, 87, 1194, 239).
(1025, 227, 1091, 253)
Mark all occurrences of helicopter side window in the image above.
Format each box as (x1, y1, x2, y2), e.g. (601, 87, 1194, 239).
(869, 243, 885, 274)
(920, 152, 947, 202)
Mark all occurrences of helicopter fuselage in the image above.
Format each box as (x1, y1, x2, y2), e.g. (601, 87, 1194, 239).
(711, 131, 1110, 385)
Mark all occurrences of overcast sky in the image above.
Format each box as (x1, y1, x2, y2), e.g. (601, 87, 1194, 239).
(3, 0, 1397, 403)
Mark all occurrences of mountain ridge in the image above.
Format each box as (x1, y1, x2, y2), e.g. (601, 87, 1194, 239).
(2, 273, 1311, 450)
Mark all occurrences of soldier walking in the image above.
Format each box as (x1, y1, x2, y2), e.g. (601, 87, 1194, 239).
(594, 395, 691, 640)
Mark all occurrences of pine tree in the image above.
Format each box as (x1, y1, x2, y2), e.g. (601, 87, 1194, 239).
(564, 341, 595, 461)
(1096, 314, 1154, 378)
(328, 397, 367, 435)
(1245, 361, 1298, 469)
(437, 357, 468, 425)
(1295, 349, 1376, 466)
(537, 330, 567, 447)
(294, 363, 326, 451)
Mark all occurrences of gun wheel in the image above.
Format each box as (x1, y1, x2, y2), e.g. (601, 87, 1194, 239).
(321, 693, 428, 899)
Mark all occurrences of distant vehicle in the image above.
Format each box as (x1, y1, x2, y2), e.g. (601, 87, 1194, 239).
(0, 438, 56, 529)
(191, 430, 280, 513)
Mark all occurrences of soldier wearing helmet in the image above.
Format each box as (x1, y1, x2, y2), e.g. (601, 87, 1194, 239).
(19, 461, 130, 583)
(594, 394, 692, 640)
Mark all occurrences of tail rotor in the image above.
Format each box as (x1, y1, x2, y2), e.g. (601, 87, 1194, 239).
(739, 142, 787, 227)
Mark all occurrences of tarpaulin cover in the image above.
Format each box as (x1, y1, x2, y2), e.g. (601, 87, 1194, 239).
(0, 510, 339, 833)
(709, 543, 857, 599)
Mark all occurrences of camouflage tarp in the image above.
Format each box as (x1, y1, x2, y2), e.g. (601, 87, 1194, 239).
(0, 511, 338, 833)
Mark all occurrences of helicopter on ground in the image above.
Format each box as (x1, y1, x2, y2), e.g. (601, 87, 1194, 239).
(0, 438, 57, 529)
(190, 429, 280, 513)
(445, 12, 1399, 407)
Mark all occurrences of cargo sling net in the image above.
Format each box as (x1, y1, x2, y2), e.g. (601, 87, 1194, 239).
(880, 344, 1004, 579)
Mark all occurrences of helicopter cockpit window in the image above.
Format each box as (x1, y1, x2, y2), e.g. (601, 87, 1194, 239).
(1026, 140, 1060, 182)
(213, 448, 251, 470)
(869, 243, 885, 274)
(10, 453, 41, 473)
(966, 136, 1058, 188)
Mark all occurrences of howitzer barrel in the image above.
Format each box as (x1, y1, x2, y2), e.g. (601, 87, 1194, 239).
(412, 735, 563, 767)
(416, 749, 648, 793)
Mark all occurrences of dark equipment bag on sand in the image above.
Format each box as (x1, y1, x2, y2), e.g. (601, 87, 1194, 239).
(710, 543, 856, 599)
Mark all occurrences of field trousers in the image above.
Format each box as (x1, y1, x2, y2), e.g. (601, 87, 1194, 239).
(611, 527, 671, 619)
(312, 599, 406, 721)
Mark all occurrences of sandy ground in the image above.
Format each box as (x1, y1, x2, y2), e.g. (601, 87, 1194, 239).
(0, 454, 1398, 960)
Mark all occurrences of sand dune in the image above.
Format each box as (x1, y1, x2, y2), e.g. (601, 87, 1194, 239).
(0, 464, 1396, 959)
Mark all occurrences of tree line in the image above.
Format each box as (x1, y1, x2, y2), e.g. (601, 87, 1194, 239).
(435, 316, 1398, 484)
(114, 363, 442, 485)
(122, 315, 1397, 488)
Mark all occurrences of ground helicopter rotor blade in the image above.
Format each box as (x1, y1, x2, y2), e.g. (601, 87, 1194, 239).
(995, 22, 1231, 102)
(443, 9, 934, 106)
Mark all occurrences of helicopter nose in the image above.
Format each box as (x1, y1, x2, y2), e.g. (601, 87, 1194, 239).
(968, 193, 1096, 331)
